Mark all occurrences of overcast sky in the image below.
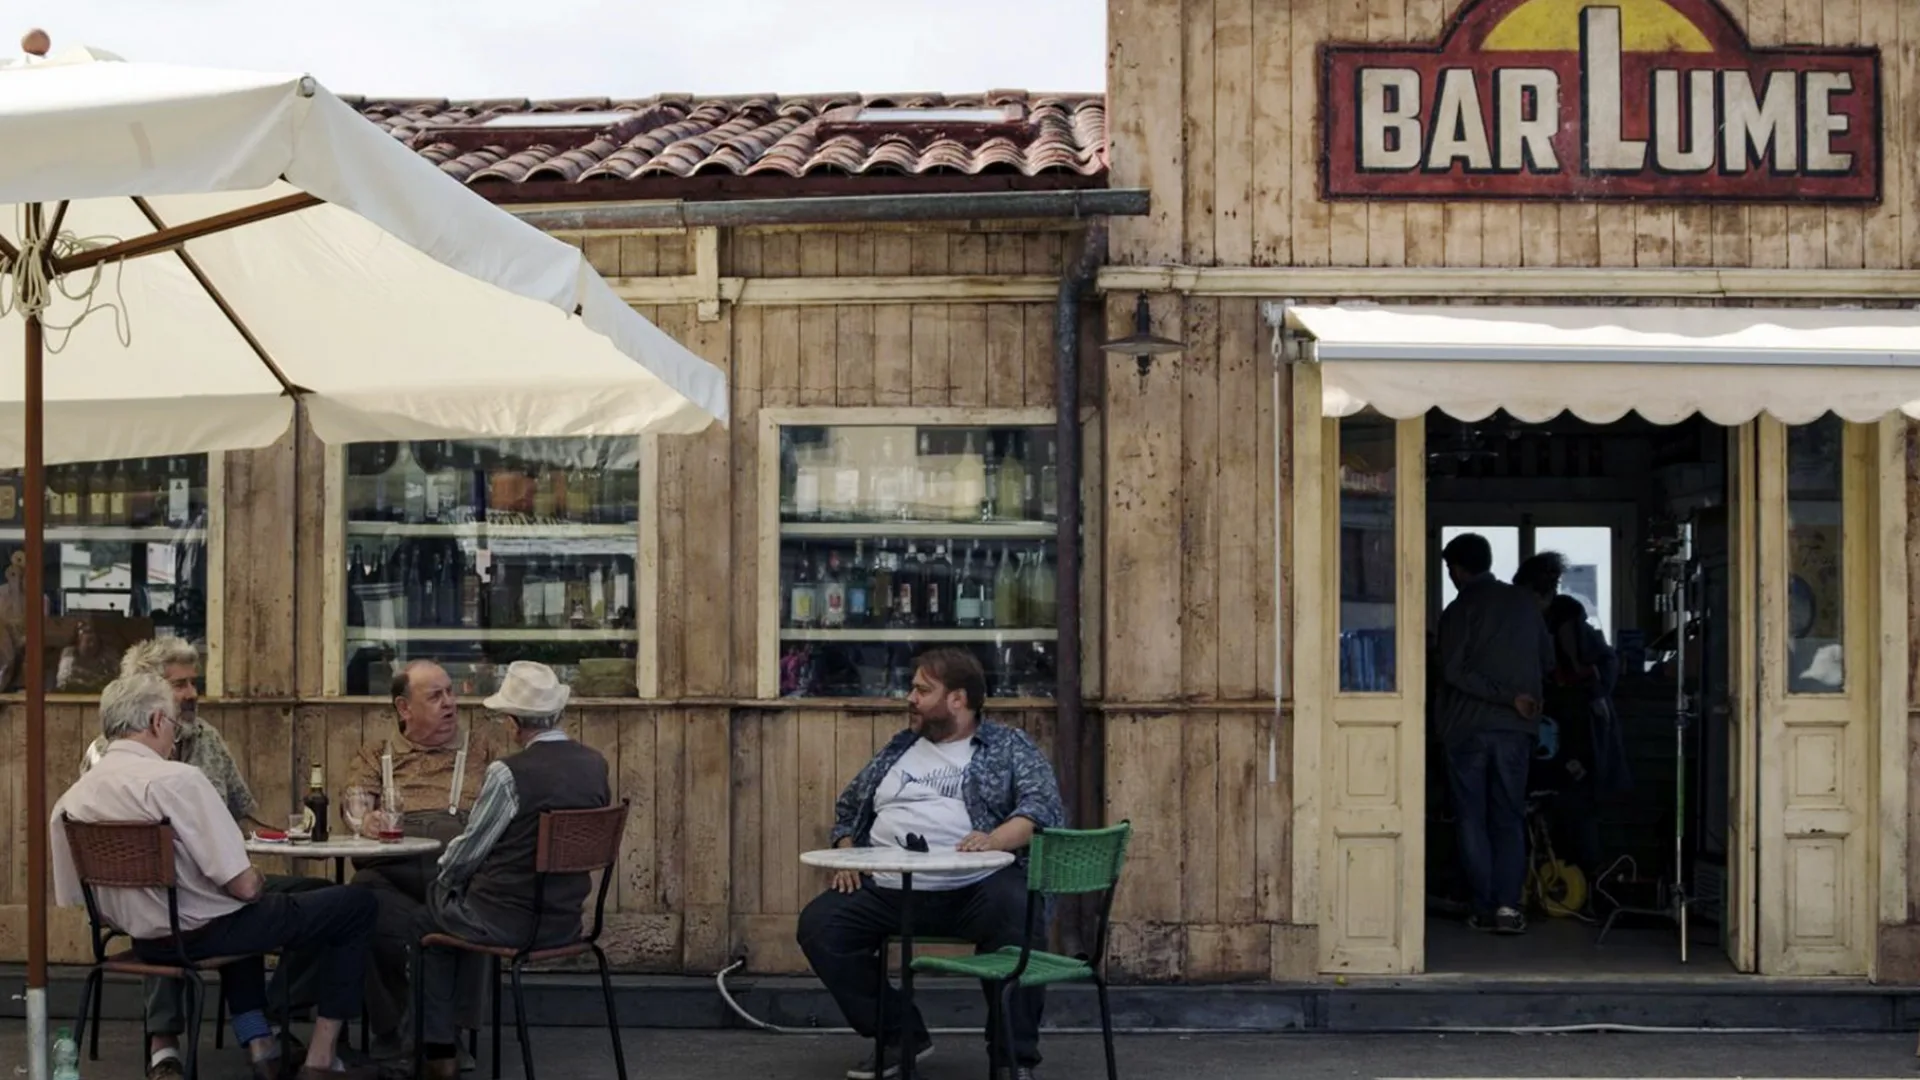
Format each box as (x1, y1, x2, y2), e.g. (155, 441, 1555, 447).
(28, 0, 1108, 99)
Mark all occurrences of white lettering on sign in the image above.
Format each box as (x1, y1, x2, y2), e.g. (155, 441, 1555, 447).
(1806, 71, 1855, 173)
(1652, 69, 1716, 173)
(1359, 67, 1423, 170)
(1721, 70, 1798, 172)
(1426, 68, 1494, 171)
(1496, 68, 1559, 171)
(1580, 7, 1647, 172)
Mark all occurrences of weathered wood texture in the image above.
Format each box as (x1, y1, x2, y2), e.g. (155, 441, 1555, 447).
(1107, 0, 1919, 270)
(1102, 709, 1295, 981)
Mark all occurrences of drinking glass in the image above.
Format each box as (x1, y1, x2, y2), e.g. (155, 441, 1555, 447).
(376, 786, 405, 843)
(287, 811, 312, 844)
(342, 785, 373, 837)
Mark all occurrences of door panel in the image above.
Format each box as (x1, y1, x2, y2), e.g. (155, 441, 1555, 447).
(1756, 416, 1871, 976)
(1319, 411, 1426, 973)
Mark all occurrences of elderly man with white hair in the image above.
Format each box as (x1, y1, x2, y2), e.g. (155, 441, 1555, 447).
(50, 673, 381, 1080)
(412, 661, 611, 1080)
(78, 635, 328, 1079)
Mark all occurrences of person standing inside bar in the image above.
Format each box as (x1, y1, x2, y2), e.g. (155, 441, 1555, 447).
(1436, 533, 1555, 935)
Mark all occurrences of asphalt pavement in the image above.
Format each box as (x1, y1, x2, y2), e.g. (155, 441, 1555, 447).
(3, 1024, 1916, 1079)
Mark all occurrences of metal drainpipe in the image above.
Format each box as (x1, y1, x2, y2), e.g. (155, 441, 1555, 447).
(1053, 220, 1107, 955)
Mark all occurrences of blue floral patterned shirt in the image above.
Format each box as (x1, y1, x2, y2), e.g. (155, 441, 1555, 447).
(831, 720, 1066, 854)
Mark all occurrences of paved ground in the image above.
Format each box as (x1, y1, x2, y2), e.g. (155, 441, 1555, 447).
(4, 1024, 1918, 1079)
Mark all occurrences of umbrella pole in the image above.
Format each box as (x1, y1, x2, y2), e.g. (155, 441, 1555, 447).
(22, 202, 49, 1080)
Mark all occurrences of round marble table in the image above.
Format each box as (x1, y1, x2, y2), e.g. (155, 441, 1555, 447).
(800, 847, 1015, 1080)
(247, 834, 442, 883)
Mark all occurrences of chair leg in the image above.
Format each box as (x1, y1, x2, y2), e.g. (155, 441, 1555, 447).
(1094, 975, 1119, 1080)
(511, 959, 537, 1080)
(183, 973, 204, 1080)
(71, 968, 100, 1066)
(87, 967, 105, 1061)
(982, 985, 1002, 1080)
(491, 956, 503, 1080)
(995, 981, 1020, 1080)
(214, 980, 226, 1050)
(873, 947, 890, 1080)
(592, 945, 627, 1080)
(411, 944, 427, 1080)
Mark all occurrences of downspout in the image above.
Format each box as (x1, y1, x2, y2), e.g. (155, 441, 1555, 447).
(1054, 220, 1107, 955)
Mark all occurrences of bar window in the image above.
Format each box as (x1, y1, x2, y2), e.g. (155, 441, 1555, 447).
(1338, 414, 1397, 693)
(1785, 415, 1845, 695)
(774, 422, 1060, 700)
(341, 438, 641, 697)
(0, 455, 212, 694)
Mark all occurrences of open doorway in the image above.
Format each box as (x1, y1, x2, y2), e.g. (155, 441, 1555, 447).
(1421, 410, 1738, 976)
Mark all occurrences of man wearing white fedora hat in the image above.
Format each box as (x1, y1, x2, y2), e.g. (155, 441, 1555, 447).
(412, 660, 611, 1080)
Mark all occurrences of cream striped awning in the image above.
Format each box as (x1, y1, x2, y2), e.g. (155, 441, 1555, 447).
(1284, 304, 1920, 425)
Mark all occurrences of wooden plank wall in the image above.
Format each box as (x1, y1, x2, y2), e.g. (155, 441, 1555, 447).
(1106, 0, 1920, 271)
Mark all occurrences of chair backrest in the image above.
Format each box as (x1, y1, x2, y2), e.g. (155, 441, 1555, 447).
(63, 816, 177, 890)
(1027, 822, 1132, 896)
(535, 801, 630, 875)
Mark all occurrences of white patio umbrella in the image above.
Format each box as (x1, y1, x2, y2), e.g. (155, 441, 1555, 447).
(0, 36, 729, 1077)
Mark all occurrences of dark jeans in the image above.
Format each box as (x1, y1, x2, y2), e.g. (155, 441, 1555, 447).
(141, 873, 332, 1036)
(1444, 730, 1533, 915)
(132, 885, 378, 1027)
(796, 866, 1045, 1067)
(356, 864, 488, 1043)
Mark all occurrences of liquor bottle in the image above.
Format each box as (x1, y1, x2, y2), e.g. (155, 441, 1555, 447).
(925, 543, 953, 628)
(56, 466, 80, 527)
(520, 558, 547, 630)
(542, 557, 567, 629)
(303, 763, 331, 843)
(438, 552, 461, 628)
(792, 445, 822, 521)
(1040, 439, 1060, 522)
(870, 542, 895, 627)
(828, 443, 861, 522)
(164, 457, 192, 528)
(952, 433, 986, 522)
(846, 541, 871, 628)
(460, 551, 481, 629)
(893, 543, 921, 627)
(533, 458, 557, 520)
(868, 435, 910, 521)
(978, 541, 997, 628)
(588, 562, 608, 627)
(821, 550, 847, 629)
(913, 432, 937, 521)
(488, 442, 523, 522)
(43, 474, 57, 529)
(931, 443, 956, 522)
(424, 442, 459, 523)
(491, 552, 521, 628)
(994, 543, 1021, 628)
(996, 433, 1026, 522)
(0, 470, 18, 527)
(107, 461, 129, 525)
(128, 459, 155, 527)
(346, 544, 367, 627)
(789, 549, 817, 629)
(567, 562, 591, 628)
(409, 549, 433, 628)
(1027, 543, 1058, 626)
(86, 462, 109, 525)
(954, 543, 984, 629)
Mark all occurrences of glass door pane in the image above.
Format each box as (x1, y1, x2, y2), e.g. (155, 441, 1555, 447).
(1536, 525, 1614, 645)
(1338, 414, 1398, 692)
(1784, 415, 1845, 694)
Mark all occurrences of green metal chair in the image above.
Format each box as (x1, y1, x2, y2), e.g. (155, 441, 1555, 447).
(910, 822, 1132, 1080)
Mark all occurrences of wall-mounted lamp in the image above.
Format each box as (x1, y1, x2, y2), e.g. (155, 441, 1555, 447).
(1098, 292, 1185, 380)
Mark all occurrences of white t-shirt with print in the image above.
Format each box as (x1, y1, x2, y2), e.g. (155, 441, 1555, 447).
(868, 735, 993, 891)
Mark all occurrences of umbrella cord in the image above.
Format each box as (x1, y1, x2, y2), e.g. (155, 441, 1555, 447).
(1, 205, 131, 351)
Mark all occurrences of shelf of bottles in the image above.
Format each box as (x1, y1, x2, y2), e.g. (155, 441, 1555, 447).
(0, 455, 211, 693)
(776, 423, 1062, 700)
(342, 438, 641, 697)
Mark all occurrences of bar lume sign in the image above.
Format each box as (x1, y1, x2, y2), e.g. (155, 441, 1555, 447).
(1321, 0, 1881, 201)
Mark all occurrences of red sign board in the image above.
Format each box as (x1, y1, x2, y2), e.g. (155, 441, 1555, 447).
(1321, 0, 1881, 202)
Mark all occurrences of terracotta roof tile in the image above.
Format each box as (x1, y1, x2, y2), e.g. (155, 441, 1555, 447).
(348, 91, 1108, 201)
